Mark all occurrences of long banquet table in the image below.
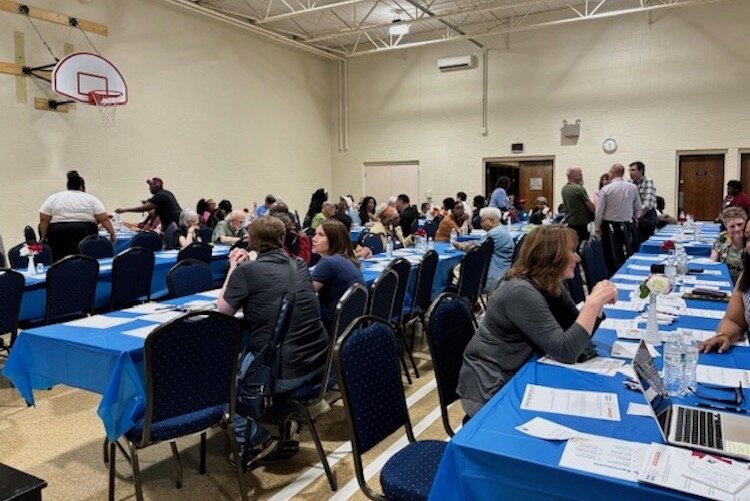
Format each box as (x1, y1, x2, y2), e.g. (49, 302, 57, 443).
(429, 252, 749, 500)
(16, 246, 231, 322)
(639, 222, 721, 257)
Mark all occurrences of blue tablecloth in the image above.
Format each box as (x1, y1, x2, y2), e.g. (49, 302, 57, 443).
(429, 254, 748, 500)
(639, 223, 720, 257)
(17, 246, 231, 321)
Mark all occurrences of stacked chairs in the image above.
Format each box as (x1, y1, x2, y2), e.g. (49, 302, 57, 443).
(8, 242, 52, 269)
(110, 247, 155, 310)
(0, 269, 24, 351)
(130, 231, 163, 252)
(424, 293, 476, 436)
(108, 311, 246, 501)
(45, 255, 99, 324)
(335, 317, 446, 500)
(78, 235, 115, 259)
(177, 242, 212, 264)
(167, 259, 213, 298)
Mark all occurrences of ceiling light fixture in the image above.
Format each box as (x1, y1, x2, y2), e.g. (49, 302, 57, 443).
(389, 11, 409, 36)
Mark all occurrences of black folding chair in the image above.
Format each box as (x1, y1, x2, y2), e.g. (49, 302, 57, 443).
(177, 242, 212, 264)
(111, 247, 155, 310)
(45, 255, 99, 324)
(581, 240, 609, 288)
(511, 234, 526, 264)
(163, 222, 180, 250)
(79, 235, 115, 259)
(167, 259, 213, 298)
(423, 220, 437, 240)
(8, 242, 52, 269)
(456, 246, 485, 311)
(24, 225, 37, 242)
(361, 232, 384, 255)
(565, 263, 586, 304)
(386, 258, 420, 379)
(130, 231, 163, 252)
(0, 269, 24, 351)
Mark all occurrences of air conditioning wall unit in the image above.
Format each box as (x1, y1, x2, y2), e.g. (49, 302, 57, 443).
(437, 55, 477, 72)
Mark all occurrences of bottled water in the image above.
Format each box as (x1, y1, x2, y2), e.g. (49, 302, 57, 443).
(663, 331, 684, 397)
(386, 238, 393, 259)
(680, 329, 698, 393)
(675, 244, 689, 276)
(665, 251, 677, 286)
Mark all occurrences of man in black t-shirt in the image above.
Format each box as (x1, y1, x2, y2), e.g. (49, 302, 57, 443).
(116, 177, 182, 230)
(395, 194, 419, 236)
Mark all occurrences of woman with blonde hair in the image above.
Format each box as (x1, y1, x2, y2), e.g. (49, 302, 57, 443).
(457, 225, 618, 418)
(711, 206, 747, 283)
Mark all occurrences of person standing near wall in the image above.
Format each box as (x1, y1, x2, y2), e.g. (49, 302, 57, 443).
(595, 163, 641, 274)
(489, 176, 511, 210)
(629, 161, 657, 242)
(561, 167, 595, 244)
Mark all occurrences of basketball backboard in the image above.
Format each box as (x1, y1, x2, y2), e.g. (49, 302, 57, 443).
(51, 52, 127, 105)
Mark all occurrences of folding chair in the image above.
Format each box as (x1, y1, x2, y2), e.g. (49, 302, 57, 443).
(167, 259, 213, 298)
(130, 231, 163, 252)
(111, 247, 155, 310)
(79, 234, 115, 259)
(0, 269, 24, 351)
(45, 255, 99, 324)
(177, 242, 212, 264)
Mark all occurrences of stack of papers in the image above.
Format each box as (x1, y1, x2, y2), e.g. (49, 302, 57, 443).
(696, 365, 750, 388)
(538, 355, 625, 377)
(611, 341, 660, 359)
(520, 384, 621, 421)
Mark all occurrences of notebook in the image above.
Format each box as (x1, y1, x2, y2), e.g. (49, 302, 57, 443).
(631, 341, 750, 461)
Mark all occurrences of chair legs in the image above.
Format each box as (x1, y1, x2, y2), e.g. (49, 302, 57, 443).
(199, 432, 207, 474)
(169, 441, 183, 488)
(128, 440, 145, 501)
(225, 419, 249, 501)
(296, 402, 337, 491)
(108, 442, 116, 501)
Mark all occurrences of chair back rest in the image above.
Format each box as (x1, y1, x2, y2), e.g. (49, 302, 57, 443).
(356, 228, 370, 246)
(368, 269, 399, 322)
(511, 234, 526, 264)
(335, 316, 411, 454)
(8, 242, 52, 269)
(479, 236, 495, 290)
(386, 257, 411, 323)
(45, 254, 99, 323)
(163, 222, 180, 250)
(564, 262, 586, 304)
(78, 235, 114, 259)
(361, 233, 384, 255)
(167, 258, 213, 298)
(130, 231, 163, 252)
(24, 225, 37, 242)
(581, 240, 608, 287)
(425, 293, 476, 415)
(177, 242, 212, 264)
(141, 311, 240, 444)
(410, 218, 419, 234)
(423, 220, 437, 239)
(456, 246, 485, 301)
(623, 221, 640, 257)
(412, 250, 439, 313)
(0, 269, 24, 338)
(332, 283, 369, 339)
(198, 227, 214, 244)
(111, 247, 155, 309)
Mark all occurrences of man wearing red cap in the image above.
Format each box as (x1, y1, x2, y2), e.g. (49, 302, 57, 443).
(115, 177, 182, 230)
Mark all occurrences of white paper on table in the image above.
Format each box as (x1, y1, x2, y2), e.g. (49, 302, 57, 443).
(696, 365, 750, 388)
(65, 315, 136, 329)
(681, 308, 726, 320)
(614, 282, 639, 291)
(633, 255, 668, 261)
(691, 257, 718, 265)
(515, 417, 581, 441)
(628, 264, 653, 272)
(123, 302, 178, 314)
(520, 384, 621, 421)
(122, 325, 156, 339)
(159, 249, 179, 256)
(537, 355, 625, 377)
(627, 402, 653, 416)
(698, 270, 722, 276)
(612, 274, 649, 282)
(366, 263, 388, 272)
(139, 310, 185, 323)
(617, 366, 636, 379)
(611, 341, 660, 359)
(684, 455, 750, 494)
(660, 296, 687, 309)
(605, 300, 645, 313)
(600, 318, 638, 331)
(181, 300, 217, 311)
(639, 312, 675, 324)
(403, 255, 424, 265)
(196, 288, 222, 298)
(637, 443, 750, 501)
(559, 434, 647, 482)
(694, 279, 732, 288)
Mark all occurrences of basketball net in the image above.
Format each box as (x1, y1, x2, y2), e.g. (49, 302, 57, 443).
(88, 90, 122, 127)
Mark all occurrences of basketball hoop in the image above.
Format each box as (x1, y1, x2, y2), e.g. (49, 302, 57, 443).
(88, 90, 122, 127)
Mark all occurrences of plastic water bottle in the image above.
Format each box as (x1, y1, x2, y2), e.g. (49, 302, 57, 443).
(663, 331, 684, 397)
(680, 329, 698, 393)
(386, 238, 393, 259)
(450, 228, 458, 245)
(665, 251, 677, 286)
(675, 244, 689, 276)
(506, 215, 512, 233)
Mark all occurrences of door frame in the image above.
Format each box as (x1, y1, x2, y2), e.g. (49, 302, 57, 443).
(362, 160, 420, 203)
(483, 155, 555, 205)
(675, 149, 726, 218)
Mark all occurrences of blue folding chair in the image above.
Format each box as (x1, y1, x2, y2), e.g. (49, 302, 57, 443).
(425, 293, 476, 436)
(565, 262, 586, 304)
(177, 242, 212, 264)
(198, 227, 214, 244)
(111, 247, 155, 309)
(361, 232, 384, 255)
(167, 259, 214, 298)
(79, 234, 114, 259)
(23, 225, 37, 242)
(0, 268, 24, 351)
(423, 220, 437, 240)
(45, 255, 99, 324)
(335, 317, 446, 500)
(385, 258, 419, 379)
(163, 222, 180, 250)
(130, 231, 163, 252)
(108, 311, 246, 501)
(8, 242, 52, 269)
(581, 239, 609, 288)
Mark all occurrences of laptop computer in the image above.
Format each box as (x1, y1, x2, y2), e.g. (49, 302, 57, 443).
(631, 340, 750, 461)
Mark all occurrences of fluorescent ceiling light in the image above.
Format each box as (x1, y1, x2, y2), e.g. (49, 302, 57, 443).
(389, 22, 409, 36)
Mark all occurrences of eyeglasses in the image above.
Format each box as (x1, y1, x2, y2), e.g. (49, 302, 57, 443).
(690, 382, 744, 406)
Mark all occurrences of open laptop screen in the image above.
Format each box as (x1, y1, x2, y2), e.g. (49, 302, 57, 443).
(632, 341, 672, 437)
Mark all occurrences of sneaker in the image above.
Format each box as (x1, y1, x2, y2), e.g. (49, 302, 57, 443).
(244, 436, 279, 468)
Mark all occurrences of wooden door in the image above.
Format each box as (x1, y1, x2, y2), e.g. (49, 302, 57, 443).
(678, 154, 724, 221)
(518, 160, 553, 212)
(740, 153, 750, 193)
(485, 163, 518, 201)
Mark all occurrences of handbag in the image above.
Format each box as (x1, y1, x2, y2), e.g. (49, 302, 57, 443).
(236, 256, 297, 420)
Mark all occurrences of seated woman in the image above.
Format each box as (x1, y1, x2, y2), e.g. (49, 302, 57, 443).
(311, 219, 365, 334)
(358, 196, 377, 227)
(369, 203, 413, 249)
(212, 209, 247, 245)
(711, 207, 747, 283)
(528, 196, 553, 225)
(457, 225, 618, 418)
(217, 216, 328, 467)
(177, 208, 201, 248)
(701, 219, 750, 354)
(435, 199, 471, 241)
(274, 212, 312, 264)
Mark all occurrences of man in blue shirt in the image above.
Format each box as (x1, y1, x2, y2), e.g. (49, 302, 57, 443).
(489, 176, 511, 210)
